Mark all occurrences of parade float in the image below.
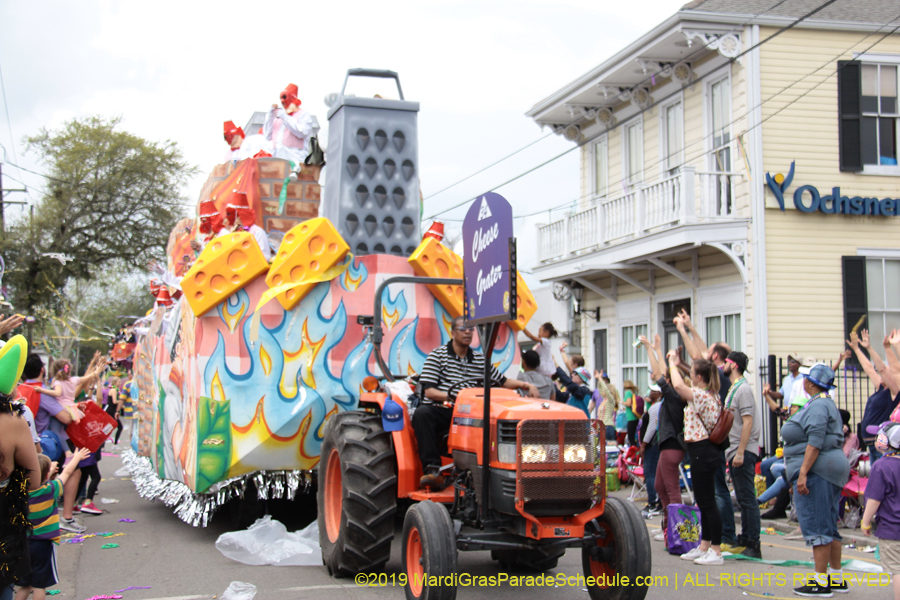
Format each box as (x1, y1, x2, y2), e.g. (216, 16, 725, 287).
(124, 71, 538, 526)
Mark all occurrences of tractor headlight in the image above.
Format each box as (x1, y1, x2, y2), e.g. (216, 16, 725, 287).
(498, 443, 517, 464)
(564, 444, 589, 463)
(521, 444, 549, 463)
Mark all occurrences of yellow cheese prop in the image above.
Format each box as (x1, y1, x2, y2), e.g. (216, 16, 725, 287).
(265, 218, 350, 311)
(509, 272, 537, 331)
(407, 238, 465, 318)
(182, 232, 270, 317)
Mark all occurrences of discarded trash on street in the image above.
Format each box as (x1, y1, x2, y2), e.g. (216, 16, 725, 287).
(221, 581, 257, 600)
(215, 516, 321, 566)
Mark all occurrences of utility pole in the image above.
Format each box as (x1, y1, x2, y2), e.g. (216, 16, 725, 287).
(0, 162, 27, 234)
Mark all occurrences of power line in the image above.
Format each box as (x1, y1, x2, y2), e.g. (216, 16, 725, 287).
(423, 0, 844, 221)
(515, 10, 900, 225)
(420, 0, 802, 217)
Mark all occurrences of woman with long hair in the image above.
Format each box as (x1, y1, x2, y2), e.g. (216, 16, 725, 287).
(667, 351, 724, 566)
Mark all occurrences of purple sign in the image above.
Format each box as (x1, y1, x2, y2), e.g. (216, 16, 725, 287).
(463, 192, 516, 325)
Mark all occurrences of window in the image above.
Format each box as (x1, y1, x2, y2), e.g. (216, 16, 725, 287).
(866, 258, 900, 346)
(705, 314, 742, 351)
(624, 120, 643, 186)
(593, 136, 608, 200)
(708, 77, 733, 214)
(838, 60, 900, 173)
(663, 101, 684, 175)
(593, 329, 607, 375)
(662, 298, 691, 362)
(621, 324, 649, 391)
(861, 64, 899, 166)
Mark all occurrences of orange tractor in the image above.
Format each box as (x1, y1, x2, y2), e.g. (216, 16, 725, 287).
(317, 276, 651, 600)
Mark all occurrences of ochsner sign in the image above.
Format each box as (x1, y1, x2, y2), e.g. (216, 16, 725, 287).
(766, 161, 900, 216)
(463, 192, 517, 325)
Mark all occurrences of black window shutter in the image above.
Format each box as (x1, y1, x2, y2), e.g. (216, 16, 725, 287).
(838, 60, 863, 172)
(842, 256, 868, 365)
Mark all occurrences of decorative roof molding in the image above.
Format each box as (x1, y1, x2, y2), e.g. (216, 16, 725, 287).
(682, 30, 742, 61)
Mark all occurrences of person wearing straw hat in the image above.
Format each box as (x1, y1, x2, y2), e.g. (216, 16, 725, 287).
(781, 363, 850, 597)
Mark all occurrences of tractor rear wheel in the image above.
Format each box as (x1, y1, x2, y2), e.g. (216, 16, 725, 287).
(491, 546, 565, 572)
(402, 500, 458, 600)
(318, 410, 397, 577)
(582, 497, 651, 600)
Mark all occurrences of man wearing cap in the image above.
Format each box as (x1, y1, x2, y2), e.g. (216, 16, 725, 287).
(517, 350, 555, 401)
(781, 363, 850, 597)
(414, 317, 537, 490)
(264, 83, 314, 165)
(721, 351, 763, 558)
(764, 354, 804, 409)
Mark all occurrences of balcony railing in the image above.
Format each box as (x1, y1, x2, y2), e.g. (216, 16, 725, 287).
(537, 166, 742, 264)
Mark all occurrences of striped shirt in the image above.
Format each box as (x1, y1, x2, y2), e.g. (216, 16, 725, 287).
(420, 341, 507, 398)
(643, 401, 661, 445)
(29, 479, 63, 543)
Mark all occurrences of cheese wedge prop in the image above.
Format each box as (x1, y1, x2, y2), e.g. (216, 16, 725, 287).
(182, 232, 270, 317)
(265, 218, 350, 311)
(407, 238, 465, 318)
(509, 272, 538, 331)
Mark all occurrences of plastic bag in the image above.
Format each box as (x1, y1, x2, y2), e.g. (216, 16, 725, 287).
(215, 515, 322, 566)
(666, 503, 701, 556)
(221, 581, 257, 600)
(114, 466, 131, 477)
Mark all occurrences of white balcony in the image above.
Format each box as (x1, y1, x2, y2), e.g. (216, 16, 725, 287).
(537, 167, 744, 265)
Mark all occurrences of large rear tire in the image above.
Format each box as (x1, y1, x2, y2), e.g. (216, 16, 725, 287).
(402, 501, 458, 600)
(582, 497, 652, 600)
(317, 410, 397, 577)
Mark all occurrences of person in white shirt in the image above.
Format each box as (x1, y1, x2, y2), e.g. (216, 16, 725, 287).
(522, 323, 558, 378)
(219, 197, 272, 261)
(264, 83, 313, 165)
(223, 120, 245, 163)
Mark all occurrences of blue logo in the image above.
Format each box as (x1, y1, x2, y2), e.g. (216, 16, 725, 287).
(764, 161, 795, 211)
(764, 162, 899, 217)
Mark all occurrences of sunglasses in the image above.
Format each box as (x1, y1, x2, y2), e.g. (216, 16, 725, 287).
(454, 326, 475, 332)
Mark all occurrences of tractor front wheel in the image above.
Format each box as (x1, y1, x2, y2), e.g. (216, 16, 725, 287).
(317, 410, 397, 577)
(402, 500, 458, 600)
(582, 497, 651, 600)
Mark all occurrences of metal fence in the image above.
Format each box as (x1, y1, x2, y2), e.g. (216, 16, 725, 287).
(757, 357, 874, 455)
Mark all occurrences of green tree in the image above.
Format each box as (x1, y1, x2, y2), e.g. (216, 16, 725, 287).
(0, 115, 195, 317)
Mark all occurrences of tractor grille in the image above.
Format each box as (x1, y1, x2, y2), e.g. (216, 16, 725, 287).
(515, 419, 605, 506)
(497, 420, 519, 444)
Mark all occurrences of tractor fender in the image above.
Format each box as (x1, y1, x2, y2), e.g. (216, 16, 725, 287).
(358, 392, 423, 498)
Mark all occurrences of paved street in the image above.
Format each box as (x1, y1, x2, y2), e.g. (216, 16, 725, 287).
(54, 445, 890, 600)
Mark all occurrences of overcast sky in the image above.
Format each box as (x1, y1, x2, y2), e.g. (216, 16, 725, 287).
(0, 0, 688, 286)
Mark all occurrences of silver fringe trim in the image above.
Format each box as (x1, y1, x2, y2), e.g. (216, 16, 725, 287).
(121, 449, 314, 527)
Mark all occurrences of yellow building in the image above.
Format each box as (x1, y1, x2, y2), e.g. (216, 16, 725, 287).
(526, 0, 900, 434)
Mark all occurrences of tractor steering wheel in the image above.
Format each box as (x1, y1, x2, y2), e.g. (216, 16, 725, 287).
(445, 376, 502, 403)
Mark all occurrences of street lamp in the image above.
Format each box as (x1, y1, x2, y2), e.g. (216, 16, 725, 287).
(569, 281, 600, 321)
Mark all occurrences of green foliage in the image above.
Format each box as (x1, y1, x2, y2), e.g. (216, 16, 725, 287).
(0, 115, 195, 315)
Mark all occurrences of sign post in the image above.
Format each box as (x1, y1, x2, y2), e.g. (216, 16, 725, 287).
(462, 192, 517, 524)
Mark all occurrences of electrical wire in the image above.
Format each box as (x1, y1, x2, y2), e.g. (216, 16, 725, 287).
(423, 0, 846, 221)
(0, 57, 34, 204)
(422, 0, 797, 208)
(517, 10, 900, 225)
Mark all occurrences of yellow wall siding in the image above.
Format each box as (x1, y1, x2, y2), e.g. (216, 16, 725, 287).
(760, 27, 900, 360)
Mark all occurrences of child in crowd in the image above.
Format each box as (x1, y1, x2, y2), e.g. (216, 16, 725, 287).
(15, 448, 90, 600)
(522, 323, 558, 378)
(861, 421, 900, 600)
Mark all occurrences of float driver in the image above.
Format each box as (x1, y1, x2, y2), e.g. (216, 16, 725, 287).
(413, 316, 537, 490)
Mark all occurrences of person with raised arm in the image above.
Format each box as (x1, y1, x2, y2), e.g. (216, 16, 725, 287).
(666, 347, 724, 565)
(852, 330, 900, 464)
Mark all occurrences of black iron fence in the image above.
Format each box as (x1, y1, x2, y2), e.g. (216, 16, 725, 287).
(757, 356, 874, 455)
